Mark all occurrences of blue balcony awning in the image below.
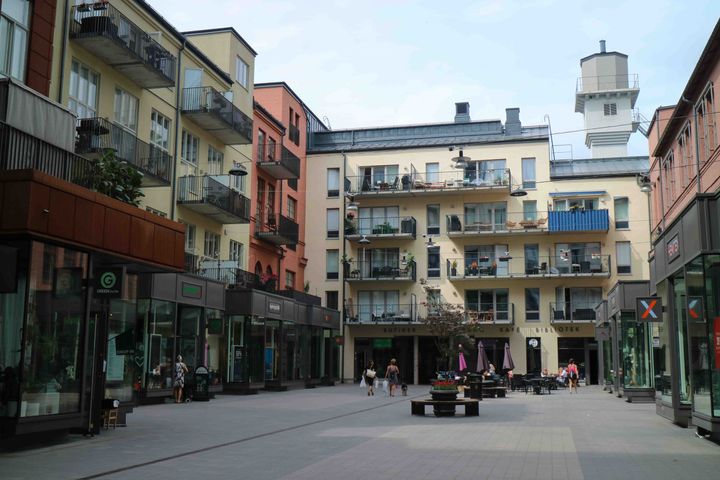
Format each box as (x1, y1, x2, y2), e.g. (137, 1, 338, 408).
(549, 191, 607, 197)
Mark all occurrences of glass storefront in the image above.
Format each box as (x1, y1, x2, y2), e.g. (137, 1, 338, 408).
(140, 299, 176, 391)
(104, 276, 139, 404)
(0, 243, 27, 418)
(226, 315, 248, 383)
(656, 280, 673, 402)
(672, 273, 692, 405)
(620, 311, 653, 389)
(703, 255, 720, 417)
(205, 308, 224, 387)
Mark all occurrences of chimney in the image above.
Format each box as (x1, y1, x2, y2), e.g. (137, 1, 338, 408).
(505, 108, 521, 136)
(599, 39, 606, 53)
(454, 102, 470, 123)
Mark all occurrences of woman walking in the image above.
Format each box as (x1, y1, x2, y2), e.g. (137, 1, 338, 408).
(385, 358, 400, 397)
(174, 355, 189, 403)
(363, 360, 377, 396)
(567, 358, 579, 394)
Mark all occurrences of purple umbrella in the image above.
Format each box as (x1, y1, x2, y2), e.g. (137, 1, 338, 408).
(502, 342, 515, 371)
(476, 340, 490, 372)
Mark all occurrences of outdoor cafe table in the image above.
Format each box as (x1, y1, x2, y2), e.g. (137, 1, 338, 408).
(528, 378, 551, 395)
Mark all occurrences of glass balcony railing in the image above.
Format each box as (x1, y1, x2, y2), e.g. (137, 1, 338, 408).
(445, 255, 611, 279)
(348, 304, 417, 323)
(177, 175, 251, 224)
(344, 260, 416, 281)
(181, 87, 253, 145)
(255, 208, 299, 246)
(446, 212, 549, 235)
(345, 216, 416, 239)
(256, 142, 301, 179)
(464, 302, 515, 324)
(550, 301, 599, 323)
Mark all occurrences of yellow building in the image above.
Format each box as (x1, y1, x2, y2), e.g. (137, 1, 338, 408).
(305, 105, 650, 383)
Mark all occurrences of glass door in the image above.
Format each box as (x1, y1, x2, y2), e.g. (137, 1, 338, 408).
(227, 315, 247, 383)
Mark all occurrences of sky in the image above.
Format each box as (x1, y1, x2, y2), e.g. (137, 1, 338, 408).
(147, 0, 719, 158)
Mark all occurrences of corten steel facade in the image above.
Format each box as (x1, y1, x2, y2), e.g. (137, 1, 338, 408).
(646, 19, 720, 440)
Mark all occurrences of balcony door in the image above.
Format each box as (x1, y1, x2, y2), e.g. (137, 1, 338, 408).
(359, 248, 399, 278)
(555, 242, 600, 273)
(358, 206, 399, 235)
(465, 202, 506, 231)
(465, 289, 509, 321)
(357, 290, 400, 322)
(464, 160, 506, 186)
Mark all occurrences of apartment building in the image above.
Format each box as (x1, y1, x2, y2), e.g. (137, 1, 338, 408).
(645, 19, 720, 440)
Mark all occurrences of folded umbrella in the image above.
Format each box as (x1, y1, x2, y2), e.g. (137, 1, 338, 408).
(502, 342, 515, 370)
(459, 352, 467, 372)
(476, 340, 490, 372)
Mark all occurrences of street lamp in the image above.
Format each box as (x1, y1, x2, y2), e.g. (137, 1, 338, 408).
(228, 165, 248, 176)
(510, 187, 528, 197)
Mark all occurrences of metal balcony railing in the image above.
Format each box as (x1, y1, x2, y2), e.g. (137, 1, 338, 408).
(349, 304, 418, 323)
(177, 176, 251, 224)
(576, 74, 639, 93)
(445, 255, 611, 279)
(0, 122, 95, 188)
(288, 124, 301, 145)
(344, 260, 416, 281)
(446, 211, 550, 235)
(550, 301, 600, 323)
(255, 208, 299, 245)
(256, 142, 301, 179)
(75, 117, 171, 185)
(70, 2, 176, 88)
(277, 288, 322, 306)
(345, 216, 416, 239)
(181, 87, 253, 145)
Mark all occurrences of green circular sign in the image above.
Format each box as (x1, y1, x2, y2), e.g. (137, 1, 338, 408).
(100, 272, 116, 289)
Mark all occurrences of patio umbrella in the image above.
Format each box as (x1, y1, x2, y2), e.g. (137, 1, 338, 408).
(502, 342, 515, 371)
(458, 351, 467, 372)
(476, 340, 490, 372)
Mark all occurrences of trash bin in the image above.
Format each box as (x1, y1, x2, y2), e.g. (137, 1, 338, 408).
(468, 373, 482, 400)
(193, 365, 210, 401)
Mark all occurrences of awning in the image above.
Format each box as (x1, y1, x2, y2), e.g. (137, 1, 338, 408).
(549, 191, 607, 198)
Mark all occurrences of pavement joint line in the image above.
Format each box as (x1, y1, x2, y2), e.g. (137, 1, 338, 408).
(73, 393, 426, 480)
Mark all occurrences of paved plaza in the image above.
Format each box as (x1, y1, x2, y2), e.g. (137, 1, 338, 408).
(1, 385, 719, 480)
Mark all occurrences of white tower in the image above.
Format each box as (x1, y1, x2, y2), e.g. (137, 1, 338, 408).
(575, 40, 640, 158)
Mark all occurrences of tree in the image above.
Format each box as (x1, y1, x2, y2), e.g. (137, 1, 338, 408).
(90, 149, 145, 206)
(421, 300, 481, 371)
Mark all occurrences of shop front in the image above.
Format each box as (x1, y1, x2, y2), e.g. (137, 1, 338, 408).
(136, 273, 225, 403)
(650, 195, 720, 438)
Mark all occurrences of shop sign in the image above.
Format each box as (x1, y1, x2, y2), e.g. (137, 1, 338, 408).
(687, 296, 705, 323)
(666, 234, 680, 263)
(373, 338, 392, 349)
(94, 267, 123, 298)
(382, 327, 416, 334)
(268, 301, 282, 314)
(181, 282, 202, 299)
(637, 297, 662, 322)
(714, 318, 720, 370)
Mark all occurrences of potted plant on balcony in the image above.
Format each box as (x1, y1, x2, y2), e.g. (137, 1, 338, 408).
(89, 149, 145, 206)
(344, 213, 357, 235)
(341, 254, 353, 278)
(405, 253, 416, 276)
(304, 281, 310, 293)
(451, 260, 458, 277)
(260, 273, 278, 292)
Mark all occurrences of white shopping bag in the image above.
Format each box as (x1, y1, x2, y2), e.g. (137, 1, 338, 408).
(382, 380, 389, 393)
(360, 377, 366, 388)
(373, 378, 379, 389)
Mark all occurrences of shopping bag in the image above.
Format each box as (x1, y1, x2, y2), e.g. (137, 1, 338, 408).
(373, 378, 379, 389)
(382, 380, 389, 393)
(360, 377, 366, 388)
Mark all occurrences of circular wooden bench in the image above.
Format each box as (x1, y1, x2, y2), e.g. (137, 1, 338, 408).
(411, 398, 479, 417)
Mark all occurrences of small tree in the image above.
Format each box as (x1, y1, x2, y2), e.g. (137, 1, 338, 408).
(421, 300, 480, 372)
(90, 149, 145, 206)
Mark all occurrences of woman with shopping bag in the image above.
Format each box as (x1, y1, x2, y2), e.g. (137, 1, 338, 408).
(363, 360, 377, 396)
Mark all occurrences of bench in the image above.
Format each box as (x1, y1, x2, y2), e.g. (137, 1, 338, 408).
(483, 386, 508, 398)
(411, 398, 479, 417)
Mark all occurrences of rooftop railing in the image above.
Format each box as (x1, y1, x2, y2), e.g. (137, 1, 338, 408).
(576, 74, 639, 93)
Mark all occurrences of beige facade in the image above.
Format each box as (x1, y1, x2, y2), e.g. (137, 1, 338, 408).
(306, 127, 649, 383)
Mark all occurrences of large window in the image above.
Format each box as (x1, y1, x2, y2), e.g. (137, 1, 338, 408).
(521, 158, 536, 189)
(204, 232, 220, 258)
(257, 130, 266, 161)
(326, 209, 339, 239)
(464, 159, 506, 186)
(236, 56, 249, 88)
(525, 288, 540, 321)
(359, 165, 399, 191)
(524, 244, 539, 274)
(150, 111, 171, 152)
(678, 123, 694, 188)
(141, 299, 176, 391)
(357, 290, 401, 322)
(616, 241, 631, 274)
(696, 84, 717, 165)
(180, 130, 199, 176)
(326, 250, 339, 280)
(614, 197, 629, 229)
(207, 145, 224, 175)
(554, 242, 601, 274)
(357, 206, 400, 235)
(287, 197, 297, 220)
(662, 151, 675, 204)
(426, 163, 439, 183)
(427, 204, 440, 235)
(523, 200, 537, 222)
(465, 289, 510, 322)
(113, 88, 138, 132)
(0, 0, 30, 81)
(327, 168, 340, 197)
(68, 60, 99, 118)
(229, 240, 243, 267)
(553, 197, 598, 211)
(464, 202, 506, 231)
(427, 246, 440, 278)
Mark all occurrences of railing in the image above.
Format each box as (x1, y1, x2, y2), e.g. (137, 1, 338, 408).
(550, 301, 599, 323)
(548, 209, 609, 232)
(75, 117, 171, 183)
(576, 74, 639, 93)
(345, 216, 416, 237)
(70, 2, 176, 86)
(256, 142, 301, 178)
(288, 124, 300, 145)
(177, 175, 251, 222)
(255, 207, 299, 245)
(0, 121, 95, 188)
(181, 87, 253, 144)
(445, 255, 611, 278)
(277, 288, 321, 306)
(446, 211, 550, 234)
(349, 304, 417, 323)
(345, 167, 510, 195)
(344, 261, 416, 281)
(464, 302, 514, 324)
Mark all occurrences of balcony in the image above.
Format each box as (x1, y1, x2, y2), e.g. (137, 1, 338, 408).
(0, 122, 95, 188)
(345, 216, 416, 241)
(446, 212, 549, 237)
(345, 167, 510, 198)
(255, 209, 299, 246)
(70, 3, 176, 88)
(288, 124, 301, 145)
(464, 302, 515, 325)
(277, 288, 322, 306)
(75, 117, 171, 186)
(548, 209, 609, 233)
(446, 255, 611, 281)
(181, 87, 253, 145)
(550, 301, 598, 323)
(344, 261, 416, 282)
(177, 176, 251, 224)
(348, 304, 418, 324)
(256, 143, 301, 179)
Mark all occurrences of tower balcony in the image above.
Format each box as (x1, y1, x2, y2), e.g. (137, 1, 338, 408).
(575, 74, 640, 113)
(255, 210, 299, 246)
(256, 143, 301, 179)
(182, 87, 253, 145)
(177, 175, 251, 224)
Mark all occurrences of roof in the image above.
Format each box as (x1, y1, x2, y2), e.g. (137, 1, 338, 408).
(550, 156, 649, 178)
(580, 51, 628, 64)
(183, 27, 258, 56)
(652, 18, 720, 156)
(253, 100, 286, 133)
(646, 105, 677, 136)
(254, 81, 328, 131)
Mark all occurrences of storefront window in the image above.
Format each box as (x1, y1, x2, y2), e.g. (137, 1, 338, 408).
(0, 242, 27, 417)
(621, 311, 652, 389)
(703, 254, 720, 417)
(140, 299, 176, 391)
(249, 318, 264, 383)
(226, 315, 248, 383)
(656, 280, 673, 402)
(284, 322, 299, 381)
(22, 242, 87, 417)
(672, 273, 691, 405)
(105, 275, 139, 403)
(205, 308, 223, 386)
(265, 320, 280, 381)
(177, 306, 201, 375)
(602, 334, 614, 386)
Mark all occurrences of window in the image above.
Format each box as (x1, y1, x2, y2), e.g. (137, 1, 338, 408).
(285, 270, 296, 290)
(204, 232, 220, 258)
(326, 209, 339, 238)
(184, 68, 202, 88)
(150, 111, 171, 152)
(525, 288, 540, 321)
(257, 130, 266, 161)
(523, 200, 537, 221)
(662, 151, 675, 205)
(603, 103, 617, 116)
(616, 242, 631, 274)
(113, 88, 138, 132)
(287, 178, 298, 191)
(327, 168, 340, 197)
(465, 289, 510, 322)
(287, 197, 297, 220)
(614, 198, 629, 229)
(68, 60, 99, 118)
(326, 250, 339, 280)
(357, 290, 401, 322)
(553, 197, 598, 211)
(207, 146, 224, 175)
(678, 123, 694, 187)
(0, 0, 30, 81)
(524, 244, 539, 273)
(184, 223, 196, 252)
(464, 202, 506, 231)
(464, 159, 507, 185)
(229, 240, 244, 267)
(357, 206, 400, 235)
(180, 130, 199, 175)
(359, 165, 399, 191)
(326, 291, 339, 310)
(521, 158, 536, 189)
(427, 246, 440, 278)
(696, 84, 716, 165)
(236, 56, 248, 88)
(267, 137, 277, 161)
(426, 163, 439, 183)
(146, 206, 167, 218)
(554, 242, 601, 274)
(427, 204, 440, 235)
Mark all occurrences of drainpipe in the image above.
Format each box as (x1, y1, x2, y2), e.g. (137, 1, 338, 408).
(56, 0, 70, 104)
(170, 39, 187, 221)
(692, 107, 702, 194)
(340, 151, 347, 383)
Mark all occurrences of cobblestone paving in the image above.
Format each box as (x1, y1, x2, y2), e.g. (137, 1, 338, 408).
(1, 385, 719, 479)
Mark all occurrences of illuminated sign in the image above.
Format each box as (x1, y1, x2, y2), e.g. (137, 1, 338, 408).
(666, 234, 680, 263)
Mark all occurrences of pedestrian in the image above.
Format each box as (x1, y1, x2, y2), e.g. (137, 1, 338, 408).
(363, 360, 377, 396)
(174, 355, 188, 403)
(567, 358, 579, 394)
(385, 358, 400, 397)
